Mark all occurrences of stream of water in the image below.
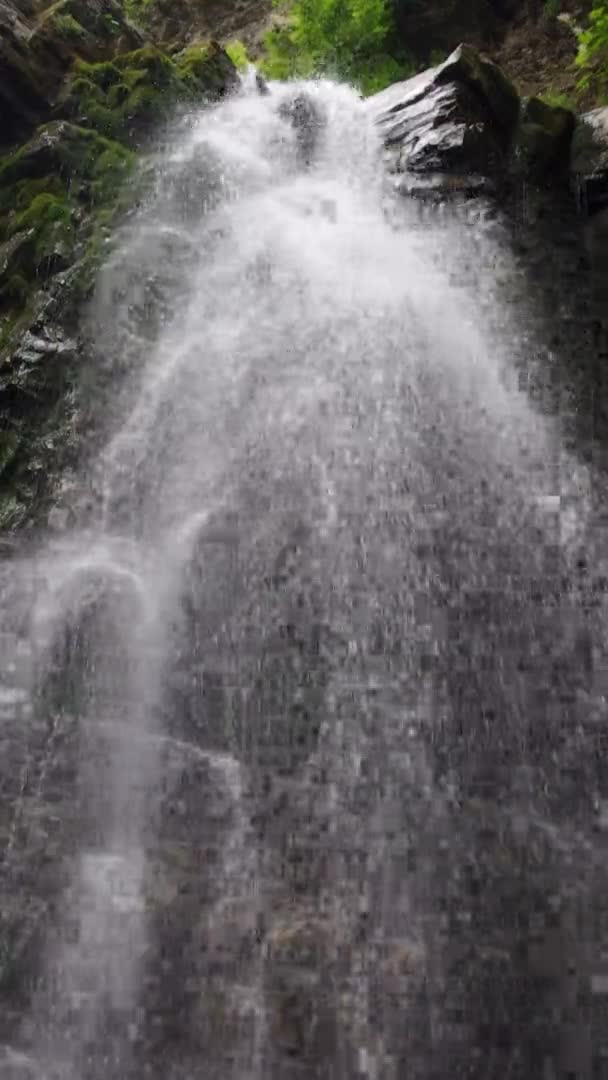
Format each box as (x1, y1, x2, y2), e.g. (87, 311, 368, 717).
(1, 74, 608, 1079)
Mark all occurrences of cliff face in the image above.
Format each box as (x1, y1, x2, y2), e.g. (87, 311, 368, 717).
(142, 0, 272, 47)
(0, 0, 145, 147)
(392, 0, 528, 56)
(0, 0, 238, 535)
(0, 0, 606, 539)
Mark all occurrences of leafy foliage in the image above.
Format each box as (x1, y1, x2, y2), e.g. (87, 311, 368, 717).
(576, 1, 608, 99)
(225, 40, 251, 71)
(259, 0, 414, 94)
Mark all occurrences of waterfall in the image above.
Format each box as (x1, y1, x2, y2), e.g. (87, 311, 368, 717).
(0, 74, 606, 1079)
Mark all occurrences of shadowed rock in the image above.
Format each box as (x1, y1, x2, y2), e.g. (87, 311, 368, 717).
(278, 91, 326, 168)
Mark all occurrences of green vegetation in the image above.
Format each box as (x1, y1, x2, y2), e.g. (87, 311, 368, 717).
(61, 43, 230, 141)
(0, 121, 135, 332)
(576, 1, 608, 99)
(36, 0, 131, 52)
(0, 10, 239, 532)
(259, 0, 414, 94)
(0, 36, 234, 341)
(123, 0, 154, 25)
(51, 11, 89, 40)
(539, 88, 577, 110)
(226, 40, 251, 71)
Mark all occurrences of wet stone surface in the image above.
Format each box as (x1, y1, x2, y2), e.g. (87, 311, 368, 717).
(3, 79, 608, 1080)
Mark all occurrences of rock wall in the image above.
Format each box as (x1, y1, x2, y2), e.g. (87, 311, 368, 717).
(0, 1, 238, 534)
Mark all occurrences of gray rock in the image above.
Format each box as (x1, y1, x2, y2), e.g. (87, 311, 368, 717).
(0, 230, 34, 279)
(571, 106, 608, 215)
(369, 43, 519, 198)
(513, 96, 575, 183)
(0, 0, 143, 148)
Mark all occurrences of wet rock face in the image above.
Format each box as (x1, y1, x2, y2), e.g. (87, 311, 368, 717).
(0, 32, 238, 533)
(392, 0, 528, 53)
(0, 0, 143, 147)
(369, 42, 577, 200)
(0, 2, 49, 146)
(369, 43, 521, 198)
(572, 106, 608, 215)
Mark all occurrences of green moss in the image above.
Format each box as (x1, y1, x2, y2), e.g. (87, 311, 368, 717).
(63, 50, 188, 140)
(89, 144, 134, 204)
(0, 193, 74, 278)
(0, 494, 22, 531)
(176, 43, 214, 80)
(73, 60, 120, 92)
(123, 0, 154, 26)
(116, 46, 177, 84)
(539, 89, 579, 111)
(108, 82, 131, 109)
(225, 40, 250, 72)
(51, 11, 88, 41)
(0, 38, 236, 532)
(62, 44, 236, 145)
(38, 0, 129, 47)
(9, 193, 71, 238)
(0, 431, 20, 477)
(0, 122, 135, 318)
(513, 96, 576, 180)
(0, 122, 129, 190)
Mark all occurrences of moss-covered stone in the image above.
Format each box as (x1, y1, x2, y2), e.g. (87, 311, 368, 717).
(60, 43, 238, 143)
(513, 95, 576, 182)
(0, 17, 237, 535)
(31, 0, 143, 66)
(0, 0, 144, 148)
(0, 120, 135, 312)
(0, 429, 19, 477)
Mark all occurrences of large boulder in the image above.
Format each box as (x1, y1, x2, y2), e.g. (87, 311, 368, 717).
(369, 42, 579, 198)
(368, 43, 520, 198)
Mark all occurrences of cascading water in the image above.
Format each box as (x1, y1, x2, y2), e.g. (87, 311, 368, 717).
(1, 72, 607, 1079)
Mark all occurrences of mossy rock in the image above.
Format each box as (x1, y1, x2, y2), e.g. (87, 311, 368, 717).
(0, 31, 236, 534)
(0, 121, 134, 192)
(0, 121, 135, 308)
(0, 0, 144, 148)
(513, 96, 576, 182)
(60, 42, 238, 144)
(30, 0, 143, 68)
(0, 429, 20, 477)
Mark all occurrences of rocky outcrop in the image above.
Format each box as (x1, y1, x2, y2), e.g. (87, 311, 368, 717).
(369, 42, 577, 199)
(144, 0, 272, 48)
(0, 3, 238, 532)
(392, 0, 528, 59)
(0, 0, 143, 147)
(370, 43, 521, 198)
(571, 106, 608, 215)
(512, 94, 575, 182)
